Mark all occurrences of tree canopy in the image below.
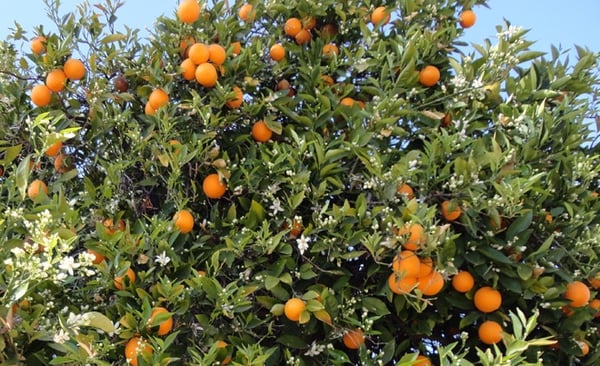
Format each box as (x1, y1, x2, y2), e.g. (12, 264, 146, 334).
(0, 0, 599, 365)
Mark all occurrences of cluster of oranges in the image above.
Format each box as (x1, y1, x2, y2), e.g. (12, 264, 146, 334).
(30, 52, 86, 107)
(388, 250, 445, 297)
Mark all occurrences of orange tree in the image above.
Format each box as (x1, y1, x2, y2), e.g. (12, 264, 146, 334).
(0, 0, 599, 365)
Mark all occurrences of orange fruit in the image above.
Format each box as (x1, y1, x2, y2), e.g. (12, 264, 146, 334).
(321, 75, 334, 86)
(322, 43, 339, 58)
(452, 271, 475, 293)
(340, 97, 356, 107)
(441, 200, 462, 221)
(284, 297, 306, 321)
(63, 58, 86, 80)
(441, 113, 452, 127)
(231, 41, 242, 56)
(290, 218, 303, 237)
(414, 355, 432, 366)
(459, 10, 476, 28)
(114, 268, 136, 290)
(294, 29, 312, 45)
(124, 336, 152, 366)
(226, 86, 244, 108)
(45, 141, 63, 157)
(388, 273, 418, 294)
(396, 223, 427, 251)
(144, 102, 156, 116)
(177, 0, 201, 24)
(208, 44, 227, 65)
(473, 286, 502, 313)
(238, 3, 255, 22)
(195, 62, 218, 87)
(203, 173, 227, 199)
(252, 120, 273, 142)
(589, 298, 600, 317)
(320, 23, 338, 39)
(103, 218, 126, 234)
(417, 257, 433, 278)
(31, 85, 52, 107)
(114, 75, 129, 92)
(180, 58, 196, 81)
(396, 183, 414, 199)
(173, 209, 194, 233)
(30, 36, 46, 55)
(284, 17, 303, 37)
(564, 280, 590, 307)
(276, 79, 294, 96)
(419, 65, 440, 87)
(392, 250, 421, 278)
(589, 273, 600, 289)
(148, 88, 169, 110)
(417, 270, 445, 296)
(478, 320, 502, 345)
(148, 307, 173, 336)
(577, 340, 590, 356)
(188, 43, 210, 65)
(28, 179, 48, 200)
(269, 43, 285, 61)
(87, 249, 105, 264)
(46, 69, 67, 92)
(54, 153, 72, 173)
(371, 6, 390, 25)
(342, 328, 365, 350)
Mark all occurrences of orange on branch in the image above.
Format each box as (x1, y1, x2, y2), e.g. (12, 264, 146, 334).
(392, 250, 421, 278)
(226, 86, 243, 108)
(371, 6, 390, 25)
(124, 336, 152, 366)
(188, 43, 210, 64)
(30, 36, 46, 55)
(269, 43, 285, 61)
(388, 273, 417, 294)
(177, 0, 201, 24)
(31, 85, 52, 107)
(396, 222, 427, 251)
(478, 320, 503, 345)
(195, 62, 218, 87)
(27, 179, 48, 200)
(418, 65, 440, 87)
(441, 200, 462, 221)
(114, 268, 136, 290)
(238, 3, 255, 22)
(284, 297, 306, 321)
(203, 173, 227, 199)
(148, 307, 173, 336)
(64, 59, 86, 80)
(417, 270, 445, 296)
(46, 69, 67, 92)
(459, 10, 477, 28)
(294, 29, 312, 45)
(208, 44, 227, 65)
(180, 58, 196, 81)
(397, 183, 414, 199)
(564, 280, 590, 307)
(473, 286, 502, 313)
(252, 120, 273, 142)
(452, 271, 475, 293)
(343, 328, 365, 349)
(148, 88, 169, 110)
(45, 141, 63, 157)
(173, 209, 194, 233)
(284, 17, 302, 37)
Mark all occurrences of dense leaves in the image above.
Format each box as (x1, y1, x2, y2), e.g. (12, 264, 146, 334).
(0, 0, 599, 365)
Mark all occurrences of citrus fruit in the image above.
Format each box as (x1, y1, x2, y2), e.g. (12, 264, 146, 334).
(417, 257, 433, 278)
(397, 183, 414, 199)
(564, 280, 590, 307)
(180, 58, 196, 81)
(195, 62, 218, 87)
(177, 0, 201, 24)
(188, 43, 210, 64)
(459, 10, 476, 28)
(226, 86, 243, 108)
(174, 209, 194, 233)
(392, 250, 421, 278)
(30, 36, 46, 55)
(238, 3, 255, 22)
(269, 43, 285, 61)
(441, 200, 462, 221)
(203, 173, 227, 199)
(478, 320, 502, 345)
(31, 85, 52, 107)
(45, 141, 63, 157)
(371, 6, 390, 25)
(148, 307, 173, 336)
(284, 297, 306, 321)
(322, 43, 339, 58)
(114, 268, 136, 290)
(414, 355, 432, 366)
(208, 44, 227, 65)
(294, 29, 312, 45)
(87, 249, 105, 264)
(284, 17, 302, 37)
(418, 65, 440, 87)
(473, 286, 502, 313)
(27, 179, 48, 200)
(388, 273, 418, 294)
(63, 58, 86, 80)
(452, 271, 475, 293)
(46, 69, 67, 92)
(124, 336, 152, 366)
(251, 120, 273, 142)
(396, 222, 427, 251)
(417, 270, 445, 296)
(343, 328, 365, 349)
(148, 88, 169, 110)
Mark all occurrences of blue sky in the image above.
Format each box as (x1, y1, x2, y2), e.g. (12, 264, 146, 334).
(1, 1, 599, 58)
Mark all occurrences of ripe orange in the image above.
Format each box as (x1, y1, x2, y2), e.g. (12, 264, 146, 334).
(148, 307, 173, 336)
(371, 6, 390, 25)
(63, 58, 86, 80)
(114, 268, 136, 290)
(208, 44, 227, 65)
(414, 355, 432, 366)
(392, 250, 421, 278)
(226, 86, 244, 108)
(322, 43, 339, 58)
(452, 271, 475, 293)
(195, 62, 218, 87)
(173, 209, 194, 233)
(388, 273, 418, 294)
(577, 340, 590, 356)
(294, 29, 312, 45)
(188, 43, 210, 64)
(396, 183, 414, 199)
(473, 286, 502, 313)
(54, 153, 72, 173)
(441, 200, 462, 221)
(478, 320, 503, 345)
(276, 79, 294, 96)
(396, 222, 427, 251)
(284, 17, 303, 37)
(31, 84, 52, 107)
(45, 141, 63, 157)
(180, 58, 196, 81)
(251, 120, 273, 142)
(564, 280, 590, 307)
(342, 328, 365, 350)
(418, 65, 440, 87)
(125, 336, 152, 366)
(30, 36, 46, 55)
(589, 273, 600, 289)
(417, 257, 433, 278)
(589, 298, 600, 317)
(27, 179, 48, 200)
(148, 88, 169, 110)
(321, 75, 335, 86)
(46, 69, 67, 92)
(144, 102, 156, 116)
(418, 270, 445, 296)
(238, 3, 255, 22)
(231, 41, 242, 56)
(269, 43, 285, 62)
(103, 218, 126, 234)
(459, 10, 476, 28)
(203, 173, 227, 199)
(284, 297, 306, 321)
(340, 97, 356, 107)
(87, 249, 105, 264)
(177, 0, 201, 24)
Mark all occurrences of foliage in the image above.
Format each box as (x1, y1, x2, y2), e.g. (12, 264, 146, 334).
(0, 0, 599, 365)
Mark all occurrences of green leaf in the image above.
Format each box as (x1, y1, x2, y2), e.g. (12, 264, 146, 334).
(264, 275, 280, 290)
(101, 33, 126, 44)
(16, 155, 31, 200)
(362, 297, 391, 316)
(277, 334, 308, 349)
(477, 245, 512, 265)
(506, 210, 533, 240)
(81, 312, 116, 334)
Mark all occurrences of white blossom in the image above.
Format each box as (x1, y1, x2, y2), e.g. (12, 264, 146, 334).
(296, 235, 310, 255)
(155, 251, 171, 267)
